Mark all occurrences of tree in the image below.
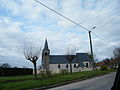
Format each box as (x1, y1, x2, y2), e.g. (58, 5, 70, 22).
(103, 58, 111, 68)
(66, 47, 77, 74)
(0, 63, 11, 68)
(86, 52, 98, 62)
(23, 43, 41, 79)
(110, 58, 118, 69)
(113, 47, 120, 65)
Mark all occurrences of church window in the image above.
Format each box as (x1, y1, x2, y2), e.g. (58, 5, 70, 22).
(58, 64, 60, 68)
(74, 64, 76, 68)
(66, 64, 68, 68)
(86, 63, 88, 68)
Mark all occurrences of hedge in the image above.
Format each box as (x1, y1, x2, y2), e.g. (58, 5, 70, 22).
(101, 65, 108, 71)
(0, 68, 33, 76)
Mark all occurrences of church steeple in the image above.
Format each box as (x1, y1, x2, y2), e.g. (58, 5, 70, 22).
(42, 38, 50, 74)
(44, 39, 49, 50)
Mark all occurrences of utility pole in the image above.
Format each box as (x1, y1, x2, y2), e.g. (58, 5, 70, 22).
(88, 29, 95, 70)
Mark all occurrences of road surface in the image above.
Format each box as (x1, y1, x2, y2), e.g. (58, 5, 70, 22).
(48, 72, 116, 90)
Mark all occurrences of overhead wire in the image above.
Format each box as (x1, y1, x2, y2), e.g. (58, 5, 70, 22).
(54, 6, 120, 35)
(34, 0, 91, 32)
(94, 14, 120, 30)
(79, 7, 120, 24)
(34, 0, 115, 48)
(91, 32, 115, 47)
(11, 1, 120, 27)
(50, 0, 98, 11)
(10, 0, 97, 19)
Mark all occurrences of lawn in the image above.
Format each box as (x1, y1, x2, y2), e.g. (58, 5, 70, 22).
(0, 69, 116, 90)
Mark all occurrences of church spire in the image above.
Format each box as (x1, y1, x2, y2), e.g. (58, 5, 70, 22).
(44, 39, 49, 50)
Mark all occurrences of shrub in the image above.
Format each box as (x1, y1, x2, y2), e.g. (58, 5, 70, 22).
(101, 65, 108, 71)
(39, 70, 52, 75)
(39, 70, 45, 75)
(60, 69, 68, 74)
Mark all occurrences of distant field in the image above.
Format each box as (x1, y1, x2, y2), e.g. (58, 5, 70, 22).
(0, 69, 116, 90)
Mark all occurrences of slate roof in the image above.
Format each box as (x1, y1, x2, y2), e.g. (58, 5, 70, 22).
(44, 39, 49, 50)
(50, 53, 90, 64)
(76, 53, 90, 61)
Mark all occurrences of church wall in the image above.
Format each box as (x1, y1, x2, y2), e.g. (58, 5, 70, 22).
(49, 61, 92, 73)
(49, 63, 79, 70)
(49, 63, 81, 73)
(83, 61, 92, 68)
(37, 62, 92, 74)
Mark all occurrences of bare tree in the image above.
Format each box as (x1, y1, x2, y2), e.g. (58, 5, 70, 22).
(66, 47, 77, 74)
(23, 43, 41, 79)
(113, 47, 120, 65)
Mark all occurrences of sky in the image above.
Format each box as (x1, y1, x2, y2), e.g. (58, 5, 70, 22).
(0, 0, 120, 68)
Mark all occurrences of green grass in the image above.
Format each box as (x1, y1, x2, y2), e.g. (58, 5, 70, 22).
(0, 69, 116, 90)
(0, 75, 42, 83)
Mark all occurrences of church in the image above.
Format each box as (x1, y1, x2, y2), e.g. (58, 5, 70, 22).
(39, 39, 92, 74)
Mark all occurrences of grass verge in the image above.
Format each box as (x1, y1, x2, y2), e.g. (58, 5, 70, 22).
(0, 69, 116, 90)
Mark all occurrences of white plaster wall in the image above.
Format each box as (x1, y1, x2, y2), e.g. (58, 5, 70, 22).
(49, 61, 92, 70)
(96, 66, 101, 70)
(83, 61, 92, 68)
(49, 63, 91, 73)
(49, 63, 79, 70)
(37, 61, 92, 74)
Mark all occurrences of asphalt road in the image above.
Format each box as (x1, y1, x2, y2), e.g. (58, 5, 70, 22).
(48, 72, 116, 90)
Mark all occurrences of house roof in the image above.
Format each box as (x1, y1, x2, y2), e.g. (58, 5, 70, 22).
(50, 53, 90, 64)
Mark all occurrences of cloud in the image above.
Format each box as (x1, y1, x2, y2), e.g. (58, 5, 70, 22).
(0, 0, 120, 68)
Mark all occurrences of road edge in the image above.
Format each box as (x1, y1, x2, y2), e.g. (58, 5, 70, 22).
(29, 72, 115, 90)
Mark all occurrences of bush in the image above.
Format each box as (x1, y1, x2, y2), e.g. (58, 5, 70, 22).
(60, 69, 68, 74)
(39, 70, 52, 75)
(39, 70, 45, 75)
(0, 68, 33, 76)
(101, 65, 108, 71)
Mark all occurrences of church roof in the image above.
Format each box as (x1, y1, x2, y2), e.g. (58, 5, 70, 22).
(50, 53, 90, 64)
(44, 39, 49, 50)
(76, 53, 90, 61)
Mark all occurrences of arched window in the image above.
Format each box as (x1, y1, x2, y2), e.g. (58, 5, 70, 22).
(58, 64, 60, 68)
(74, 64, 76, 68)
(86, 63, 88, 68)
(45, 52, 47, 56)
(66, 64, 68, 68)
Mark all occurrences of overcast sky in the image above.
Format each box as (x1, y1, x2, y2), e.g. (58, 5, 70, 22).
(0, 0, 120, 68)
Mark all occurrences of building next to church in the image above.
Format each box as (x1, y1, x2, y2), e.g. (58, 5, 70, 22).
(39, 39, 92, 74)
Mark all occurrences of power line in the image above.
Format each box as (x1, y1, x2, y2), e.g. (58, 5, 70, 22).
(50, 0, 97, 11)
(34, 0, 90, 32)
(34, 0, 115, 48)
(91, 32, 115, 48)
(11, 0, 99, 19)
(79, 7, 120, 24)
(11, 1, 120, 27)
(95, 14, 120, 29)
(53, 8, 120, 37)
